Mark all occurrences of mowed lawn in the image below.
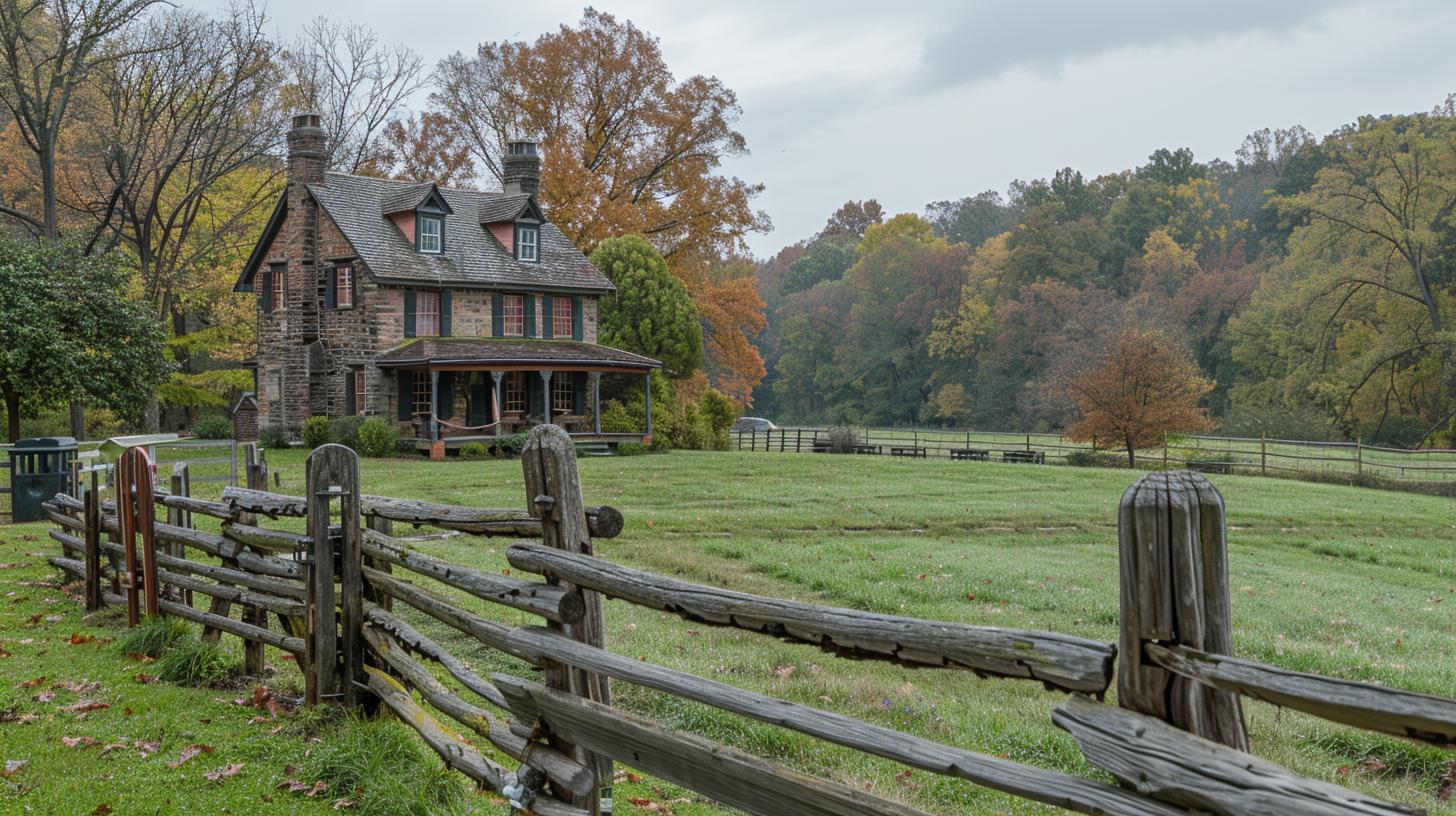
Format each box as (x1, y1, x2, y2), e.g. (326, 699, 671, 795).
(3, 450, 1454, 815)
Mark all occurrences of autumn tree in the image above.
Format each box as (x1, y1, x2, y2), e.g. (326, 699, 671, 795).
(591, 236, 702, 378)
(381, 111, 475, 186)
(1066, 330, 1214, 466)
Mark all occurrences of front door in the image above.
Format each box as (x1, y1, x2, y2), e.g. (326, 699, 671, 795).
(467, 376, 491, 427)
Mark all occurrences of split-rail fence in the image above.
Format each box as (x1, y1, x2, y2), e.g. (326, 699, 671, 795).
(39, 426, 1456, 816)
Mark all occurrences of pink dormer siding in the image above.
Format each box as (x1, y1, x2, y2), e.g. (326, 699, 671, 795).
(488, 222, 513, 254)
(391, 211, 415, 243)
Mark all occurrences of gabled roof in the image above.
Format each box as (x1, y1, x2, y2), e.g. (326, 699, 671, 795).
(476, 194, 536, 224)
(311, 173, 615, 294)
(380, 181, 452, 216)
(234, 193, 287, 292)
(375, 337, 661, 371)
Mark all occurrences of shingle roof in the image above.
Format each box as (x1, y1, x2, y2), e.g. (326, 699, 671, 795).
(475, 194, 533, 224)
(375, 337, 661, 370)
(379, 181, 443, 215)
(310, 173, 615, 294)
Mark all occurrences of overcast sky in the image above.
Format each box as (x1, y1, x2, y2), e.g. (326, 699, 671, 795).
(199, 0, 1456, 257)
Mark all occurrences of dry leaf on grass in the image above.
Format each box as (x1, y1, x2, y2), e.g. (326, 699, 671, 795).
(168, 744, 214, 768)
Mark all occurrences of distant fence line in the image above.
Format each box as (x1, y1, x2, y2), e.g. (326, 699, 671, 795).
(733, 427, 1456, 483)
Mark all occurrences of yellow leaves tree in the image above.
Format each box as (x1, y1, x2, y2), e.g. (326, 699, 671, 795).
(1066, 330, 1214, 466)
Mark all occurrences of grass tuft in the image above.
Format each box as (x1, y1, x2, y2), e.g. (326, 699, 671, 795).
(116, 615, 192, 658)
(156, 636, 235, 685)
(303, 718, 467, 816)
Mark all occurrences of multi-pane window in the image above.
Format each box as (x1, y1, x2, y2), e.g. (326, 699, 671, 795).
(352, 369, 365, 415)
(336, 265, 354, 308)
(551, 374, 574, 414)
(504, 372, 526, 413)
(502, 294, 524, 337)
(516, 225, 538, 262)
(270, 263, 285, 312)
(418, 215, 443, 253)
(411, 371, 432, 417)
(552, 297, 573, 338)
(416, 291, 440, 336)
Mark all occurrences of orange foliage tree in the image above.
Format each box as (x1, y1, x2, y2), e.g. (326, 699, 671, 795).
(432, 9, 770, 405)
(1065, 330, 1214, 466)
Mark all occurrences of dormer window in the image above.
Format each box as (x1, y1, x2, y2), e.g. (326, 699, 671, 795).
(418, 214, 443, 254)
(515, 223, 538, 262)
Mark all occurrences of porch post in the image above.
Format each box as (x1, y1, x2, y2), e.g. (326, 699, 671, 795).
(645, 369, 652, 438)
(591, 371, 602, 436)
(540, 370, 553, 425)
(491, 371, 504, 437)
(429, 370, 440, 441)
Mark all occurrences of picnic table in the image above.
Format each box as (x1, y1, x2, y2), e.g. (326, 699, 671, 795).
(890, 446, 927, 458)
(1002, 450, 1046, 464)
(949, 448, 990, 461)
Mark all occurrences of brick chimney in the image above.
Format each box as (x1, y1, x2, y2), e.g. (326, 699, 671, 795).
(287, 112, 327, 185)
(502, 140, 540, 196)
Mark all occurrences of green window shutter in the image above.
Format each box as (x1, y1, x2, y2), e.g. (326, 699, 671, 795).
(345, 371, 355, 415)
(324, 267, 337, 309)
(491, 294, 503, 337)
(397, 371, 412, 420)
(437, 372, 454, 420)
(541, 295, 554, 338)
(404, 290, 417, 338)
(440, 290, 453, 337)
(260, 268, 273, 312)
(573, 372, 586, 414)
(572, 296, 583, 341)
(524, 294, 536, 338)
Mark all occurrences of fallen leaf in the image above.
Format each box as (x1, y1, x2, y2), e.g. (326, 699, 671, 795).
(61, 701, 109, 714)
(68, 633, 97, 645)
(61, 735, 100, 748)
(168, 744, 214, 768)
(1436, 761, 1454, 801)
(133, 740, 160, 758)
(17, 676, 46, 688)
(2, 759, 27, 777)
(54, 680, 102, 694)
(203, 763, 245, 783)
(90, 805, 111, 815)
(134, 674, 157, 685)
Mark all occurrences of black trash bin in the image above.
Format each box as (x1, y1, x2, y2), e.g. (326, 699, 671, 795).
(8, 437, 78, 522)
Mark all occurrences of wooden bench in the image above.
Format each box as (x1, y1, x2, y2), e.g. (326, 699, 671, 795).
(1186, 460, 1232, 475)
(1002, 450, 1046, 464)
(949, 448, 989, 461)
(890, 446, 926, 458)
(852, 444, 881, 455)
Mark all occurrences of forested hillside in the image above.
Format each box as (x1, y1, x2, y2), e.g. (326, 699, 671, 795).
(752, 102, 1456, 448)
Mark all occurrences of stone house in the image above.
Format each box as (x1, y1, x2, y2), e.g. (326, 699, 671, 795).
(234, 114, 660, 451)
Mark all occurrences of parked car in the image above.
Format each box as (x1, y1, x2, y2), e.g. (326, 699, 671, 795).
(730, 416, 777, 433)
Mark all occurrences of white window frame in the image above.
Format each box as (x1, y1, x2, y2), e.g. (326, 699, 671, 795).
(516, 224, 538, 262)
(416, 291, 440, 337)
(502, 294, 524, 337)
(336, 265, 354, 308)
(419, 215, 443, 254)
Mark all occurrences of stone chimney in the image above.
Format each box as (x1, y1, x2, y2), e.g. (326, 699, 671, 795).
(502, 140, 540, 196)
(287, 112, 327, 185)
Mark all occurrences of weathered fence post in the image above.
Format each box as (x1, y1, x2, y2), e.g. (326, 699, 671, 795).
(167, 463, 193, 605)
(1260, 432, 1267, 476)
(1117, 470, 1249, 750)
(82, 468, 102, 612)
(522, 425, 609, 814)
(240, 445, 270, 673)
(305, 443, 362, 708)
(364, 515, 393, 612)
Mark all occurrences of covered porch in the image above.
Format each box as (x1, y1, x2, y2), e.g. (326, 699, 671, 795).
(375, 338, 662, 454)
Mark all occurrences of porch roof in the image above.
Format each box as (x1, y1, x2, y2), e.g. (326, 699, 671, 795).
(375, 337, 662, 372)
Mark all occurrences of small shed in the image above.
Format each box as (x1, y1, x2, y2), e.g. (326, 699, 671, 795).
(231, 393, 259, 443)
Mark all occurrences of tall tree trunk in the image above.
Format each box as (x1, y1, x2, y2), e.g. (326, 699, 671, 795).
(40, 140, 57, 240)
(69, 402, 84, 439)
(1126, 433, 1136, 469)
(3, 381, 20, 443)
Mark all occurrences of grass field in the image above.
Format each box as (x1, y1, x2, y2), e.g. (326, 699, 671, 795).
(2, 450, 1454, 814)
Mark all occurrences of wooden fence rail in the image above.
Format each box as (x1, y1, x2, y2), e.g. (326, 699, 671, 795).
(37, 427, 1455, 816)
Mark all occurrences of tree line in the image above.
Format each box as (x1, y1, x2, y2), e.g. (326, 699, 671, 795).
(753, 107, 1456, 449)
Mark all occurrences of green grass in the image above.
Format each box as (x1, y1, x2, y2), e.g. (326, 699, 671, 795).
(5, 450, 1455, 814)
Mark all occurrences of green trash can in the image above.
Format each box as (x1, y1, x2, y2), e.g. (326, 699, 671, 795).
(8, 437, 78, 522)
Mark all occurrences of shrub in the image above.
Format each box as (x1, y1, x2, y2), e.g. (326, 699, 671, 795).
(1064, 450, 1125, 469)
(598, 400, 639, 434)
(156, 637, 234, 685)
(303, 718, 467, 816)
(616, 441, 652, 456)
(491, 433, 527, 458)
(329, 415, 367, 450)
(192, 415, 233, 440)
(301, 416, 332, 448)
(826, 426, 859, 454)
(699, 388, 738, 437)
(258, 424, 289, 450)
(117, 616, 192, 658)
(355, 417, 399, 458)
(459, 441, 491, 461)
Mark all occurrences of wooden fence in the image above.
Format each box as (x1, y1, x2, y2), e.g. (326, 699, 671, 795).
(40, 426, 1455, 816)
(735, 426, 1456, 483)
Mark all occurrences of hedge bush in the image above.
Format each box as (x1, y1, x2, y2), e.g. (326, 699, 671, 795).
(258, 424, 289, 450)
(459, 442, 491, 461)
(191, 415, 233, 440)
(301, 416, 332, 448)
(356, 417, 399, 458)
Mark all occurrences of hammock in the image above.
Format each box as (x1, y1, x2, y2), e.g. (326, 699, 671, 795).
(434, 417, 502, 434)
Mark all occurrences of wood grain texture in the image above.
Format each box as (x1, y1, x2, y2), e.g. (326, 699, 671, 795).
(1146, 644, 1456, 747)
(361, 566, 540, 666)
(495, 673, 940, 816)
(362, 624, 595, 797)
(1053, 695, 1421, 816)
(154, 569, 304, 617)
(506, 542, 1114, 694)
(156, 597, 305, 655)
(364, 604, 509, 710)
(362, 528, 584, 623)
(1118, 471, 1247, 749)
(362, 494, 623, 539)
(506, 626, 1188, 816)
